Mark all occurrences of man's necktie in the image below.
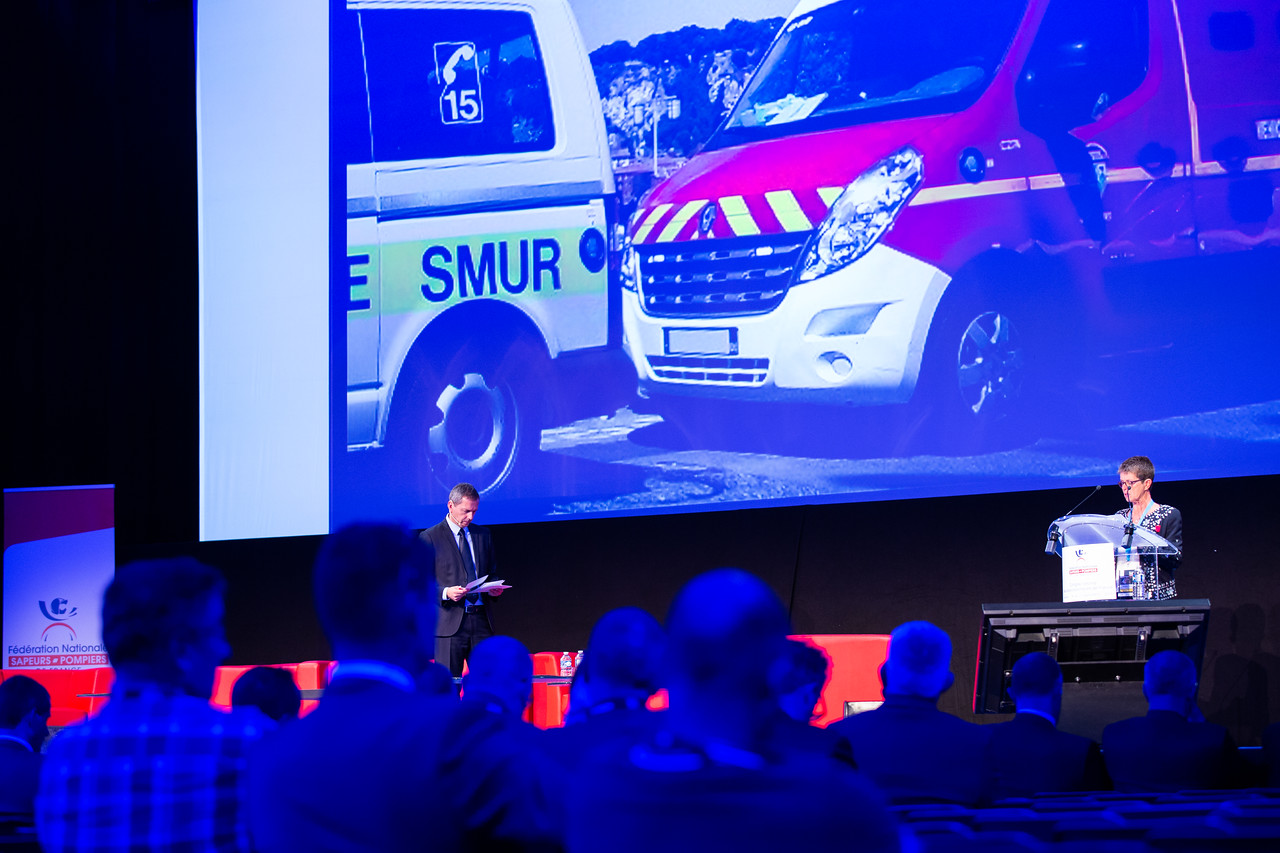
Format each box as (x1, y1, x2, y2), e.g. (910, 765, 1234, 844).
(458, 528, 477, 585)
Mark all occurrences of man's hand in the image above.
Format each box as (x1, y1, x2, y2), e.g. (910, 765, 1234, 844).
(446, 586, 467, 602)
(487, 587, 504, 597)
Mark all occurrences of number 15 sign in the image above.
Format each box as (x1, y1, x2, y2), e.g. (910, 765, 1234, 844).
(434, 41, 484, 125)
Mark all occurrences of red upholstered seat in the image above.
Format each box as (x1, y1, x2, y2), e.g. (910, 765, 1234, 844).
(787, 634, 891, 728)
(209, 662, 332, 717)
(1, 667, 114, 726)
(528, 652, 569, 729)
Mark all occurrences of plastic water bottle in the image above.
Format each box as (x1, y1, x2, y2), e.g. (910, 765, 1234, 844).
(574, 649, 584, 672)
(559, 651, 573, 677)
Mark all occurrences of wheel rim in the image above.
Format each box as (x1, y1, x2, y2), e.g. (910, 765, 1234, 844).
(954, 311, 1023, 417)
(427, 371, 519, 489)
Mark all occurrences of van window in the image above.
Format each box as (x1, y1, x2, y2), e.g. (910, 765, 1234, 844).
(359, 8, 555, 162)
(1022, 0, 1148, 113)
(711, 0, 1028, 147)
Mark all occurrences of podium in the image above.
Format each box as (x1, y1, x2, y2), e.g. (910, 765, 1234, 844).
(1045, 514, 1181, 602)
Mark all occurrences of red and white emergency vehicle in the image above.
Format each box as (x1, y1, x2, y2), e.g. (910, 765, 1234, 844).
(621, 0, 1280, 444)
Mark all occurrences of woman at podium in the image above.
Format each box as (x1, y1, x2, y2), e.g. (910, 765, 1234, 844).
(1116, 455, 1183, 599)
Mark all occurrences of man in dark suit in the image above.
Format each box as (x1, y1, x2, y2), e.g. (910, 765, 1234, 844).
(420, 482, 505, 676)
(829, 620, 993, 805)
(247, 522, 556, 851)
(0, 675, 50, 816)
(1102, 649, 1245, 792)
(984, 652, 1109, 798)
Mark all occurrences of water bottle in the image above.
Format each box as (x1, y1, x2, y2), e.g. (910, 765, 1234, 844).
(559, 651, 573, 677)
(574, 649, 584, 672)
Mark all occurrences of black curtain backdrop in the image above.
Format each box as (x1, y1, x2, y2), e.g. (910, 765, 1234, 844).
(7, 2, 1279, 745)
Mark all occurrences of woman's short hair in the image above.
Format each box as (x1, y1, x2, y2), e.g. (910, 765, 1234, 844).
(1119, 455, 1155, 483)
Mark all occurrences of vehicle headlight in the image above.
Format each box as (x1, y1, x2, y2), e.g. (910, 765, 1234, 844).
(620, 241, 640, 292)
(799, 146, 923, 282)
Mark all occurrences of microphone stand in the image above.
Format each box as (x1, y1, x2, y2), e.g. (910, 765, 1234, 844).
(1045, 485, 1103, 554)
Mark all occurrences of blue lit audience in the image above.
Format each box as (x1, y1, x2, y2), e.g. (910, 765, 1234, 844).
(830, 620, 994, 806)
(246, 522, 558, 851)
(231, 665, 301, 723)
(1102, 649, 1245, 792)
(0, 675, 51, 816)
(26, 533, 1277, 852)
(983, 652, 1110, 798)
(564, 569, 902, 853)
(36, 558, 268, 852)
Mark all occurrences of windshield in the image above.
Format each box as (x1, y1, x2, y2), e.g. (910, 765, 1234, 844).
(709, 0, 1029, 148)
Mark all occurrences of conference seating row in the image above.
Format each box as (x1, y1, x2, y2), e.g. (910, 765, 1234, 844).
(894, 789, 1280, 852)
(2, 633, 893, 730)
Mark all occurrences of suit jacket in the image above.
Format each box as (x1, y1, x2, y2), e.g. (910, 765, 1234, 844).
(247, 674, 557, 852)
(829, 693, 993, 806)
(984, 712, 1109, 799)
(421, 519, 497, 637)
(1101, 709, 1243, 792)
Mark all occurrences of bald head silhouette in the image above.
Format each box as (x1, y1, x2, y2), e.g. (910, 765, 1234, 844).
(463, 635, 533, 717)
(1143, 650, 1198, 717)
(584, 607, 665, 698)
(666, 568, 790, 702)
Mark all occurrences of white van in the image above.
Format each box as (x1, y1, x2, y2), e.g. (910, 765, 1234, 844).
(340, 0, 620, 496)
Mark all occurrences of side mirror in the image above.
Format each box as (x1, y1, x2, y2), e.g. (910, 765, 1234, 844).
(1016, 40, 1111, 133)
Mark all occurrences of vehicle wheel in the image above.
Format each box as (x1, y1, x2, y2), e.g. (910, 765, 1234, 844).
(394, 337, 543, 499)
(906, 279, 1040, 452)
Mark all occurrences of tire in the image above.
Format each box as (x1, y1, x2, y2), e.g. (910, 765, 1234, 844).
(907, 277, 1041, 453)
(393, 336, 543, 499)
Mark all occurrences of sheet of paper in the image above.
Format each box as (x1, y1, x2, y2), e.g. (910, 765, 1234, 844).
(1062, 543, 1116, 602)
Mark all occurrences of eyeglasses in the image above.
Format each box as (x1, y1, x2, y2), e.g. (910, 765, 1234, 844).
(1119, 479, 1143, 488)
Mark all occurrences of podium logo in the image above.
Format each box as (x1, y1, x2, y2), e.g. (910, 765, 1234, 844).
(38, 596, 79, 642)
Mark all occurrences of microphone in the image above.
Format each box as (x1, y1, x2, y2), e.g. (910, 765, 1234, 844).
(1045, 485, 1103, 554)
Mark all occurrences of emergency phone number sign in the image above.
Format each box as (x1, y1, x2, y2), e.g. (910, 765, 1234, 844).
(435, 41, 484, 125)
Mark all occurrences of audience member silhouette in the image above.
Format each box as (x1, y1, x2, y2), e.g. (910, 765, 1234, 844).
(462, 635, 540, 723)
(1102, 649, 1245, 792)
(765, 639, 856, 767)
(247, 522, 557, 851)
(544, 607, 664, 772)
(417, 660, 457, 697)
(0, 675, 51, 816)
(231, 666, 301, 723)
(566, 568, 901, 853)
(983, 652, 1109, 798)
(774, 638, 830, 724)
(36, 558, 267, 852)
(830, 620, 993, 805)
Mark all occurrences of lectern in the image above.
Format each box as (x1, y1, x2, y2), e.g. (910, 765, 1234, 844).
(1045, 513, 1181, 602)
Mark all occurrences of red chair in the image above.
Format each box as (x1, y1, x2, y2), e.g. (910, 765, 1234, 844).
(209, 665, 256, 711)
(2, 668, 112, 726)
(527, 652, 569, 729)
(293, 660, 330, 717)
(788, 634, 890, 727)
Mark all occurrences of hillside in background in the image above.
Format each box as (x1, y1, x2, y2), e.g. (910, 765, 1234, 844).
(589, 18, 784, 158)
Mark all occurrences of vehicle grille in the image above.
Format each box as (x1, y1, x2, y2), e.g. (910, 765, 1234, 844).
(647, 355, 769, 385)
(635, 233, 808, 318)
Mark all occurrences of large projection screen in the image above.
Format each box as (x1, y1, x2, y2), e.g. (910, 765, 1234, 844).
(199, 0, 1280, 541)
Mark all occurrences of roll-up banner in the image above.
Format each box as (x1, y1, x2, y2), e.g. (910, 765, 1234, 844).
(3, 485, 115, 669)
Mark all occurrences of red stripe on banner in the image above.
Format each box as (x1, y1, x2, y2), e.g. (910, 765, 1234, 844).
(4, 486, 115, 550)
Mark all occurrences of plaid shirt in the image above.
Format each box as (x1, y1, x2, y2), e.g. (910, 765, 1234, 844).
(36, 686, 270, 852)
